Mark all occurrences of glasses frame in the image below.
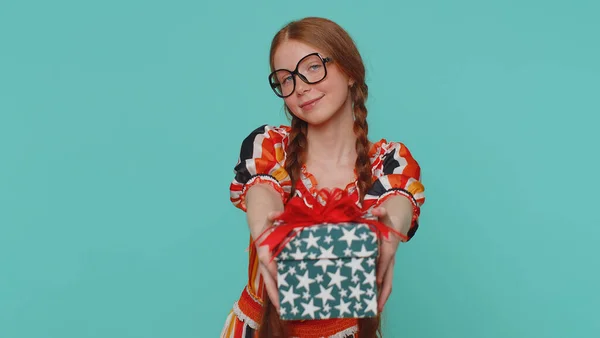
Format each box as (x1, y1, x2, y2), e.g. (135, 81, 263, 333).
(268, 52, 332, 98)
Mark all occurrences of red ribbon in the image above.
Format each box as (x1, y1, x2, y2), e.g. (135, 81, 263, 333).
(252, 188, 407, 260)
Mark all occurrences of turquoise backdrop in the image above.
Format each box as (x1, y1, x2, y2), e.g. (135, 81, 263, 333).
(1, 1, 598, 337)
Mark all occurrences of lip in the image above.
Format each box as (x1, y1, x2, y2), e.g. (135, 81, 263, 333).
(299, 95, 324, 109)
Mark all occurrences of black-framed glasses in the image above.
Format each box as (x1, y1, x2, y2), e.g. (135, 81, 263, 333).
(268, 52, 332, 98)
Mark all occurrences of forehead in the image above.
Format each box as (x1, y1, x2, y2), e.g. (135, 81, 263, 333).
(273, 40, 325, 70)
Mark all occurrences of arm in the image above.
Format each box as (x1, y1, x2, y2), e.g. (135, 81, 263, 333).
(365, 140, 425, 242)
(245, 183, 285, 241)
(229, 125, 291, 312)
(378, 194, 414, 237)
(367, 140, 425, 312)
(246, 183, 285, 312)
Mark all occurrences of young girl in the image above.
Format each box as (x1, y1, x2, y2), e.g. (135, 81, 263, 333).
(220, 17, 425, 338)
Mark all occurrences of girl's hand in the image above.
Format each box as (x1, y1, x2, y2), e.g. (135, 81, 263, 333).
(255, 211, 284, 313)
(370, 206, 402, 313)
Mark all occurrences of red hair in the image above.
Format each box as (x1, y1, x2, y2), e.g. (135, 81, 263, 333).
(258, 17, 381, 338)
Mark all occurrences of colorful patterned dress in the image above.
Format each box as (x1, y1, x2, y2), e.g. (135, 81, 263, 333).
(220, 125, 425, 338)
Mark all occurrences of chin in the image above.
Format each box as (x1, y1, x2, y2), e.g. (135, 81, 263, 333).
(296, 109, 338, 126)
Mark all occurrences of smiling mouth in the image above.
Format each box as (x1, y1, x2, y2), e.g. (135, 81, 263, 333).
(299, 95, 324, 108)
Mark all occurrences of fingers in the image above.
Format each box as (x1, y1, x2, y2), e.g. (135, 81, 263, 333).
(257, 247, 281, 312)
(376, 240, 397, 313)
(267, 210, 284, 222)
(259, 264, 280, 313)
(370, 206, 387, 217)
(268, 260, 278, 281)
(377, 240, 395, 285)
(376, 250, 392, 286)
(378, 257, 395, 313)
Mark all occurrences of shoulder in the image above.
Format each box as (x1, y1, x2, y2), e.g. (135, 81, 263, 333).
(239, 124, 290, 148)
(236, 124, 291, 161)
(369, 138, 421, 178)
(243, 124, 291, 140)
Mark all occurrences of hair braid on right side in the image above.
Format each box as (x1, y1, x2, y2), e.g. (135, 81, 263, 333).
(284, 115, 307, 201)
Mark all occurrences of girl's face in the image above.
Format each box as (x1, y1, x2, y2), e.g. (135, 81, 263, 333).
(272, 40, 353, 126)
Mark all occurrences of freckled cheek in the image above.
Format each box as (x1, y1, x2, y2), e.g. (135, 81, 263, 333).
(283, 98, 301, 115)
(286, 98, 297, 106)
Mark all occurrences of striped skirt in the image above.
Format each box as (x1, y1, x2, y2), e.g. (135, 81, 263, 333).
(219, 307, 360, 338)
(220, 309, 257, 338)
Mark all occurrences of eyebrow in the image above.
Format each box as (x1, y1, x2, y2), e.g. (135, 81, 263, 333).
(273, 52, 320, 71)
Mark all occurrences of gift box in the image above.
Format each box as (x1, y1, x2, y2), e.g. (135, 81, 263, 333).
(256, 189, 403, 321)
(275, 221, 379, 320)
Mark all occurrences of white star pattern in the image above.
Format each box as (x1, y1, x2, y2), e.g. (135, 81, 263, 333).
(278, 271, 289, 288)
(290, 247, 307, 260)
(363, 269, 376, 288)
(356, 244, 375, 257)
(368, 231, 378, 244)
(303, 232, 320, 250)
(364, 295, 378, 315)
(335, 299, 352, 316)
(296, 271, 315, 291)
(348, 284, 366, 302)
(345, 257, 365, 275)
(327, 267, 348, 290)
(301, 299, 321, 319)
(276, 223, 380, 320)
(281, 285, 300, 306)
(315, 284, 336, 304)
(291, 306, 299, 316)
(319, 246, 337, 259)
(314, 258, 335, 273)
(339, 227, 360, 247)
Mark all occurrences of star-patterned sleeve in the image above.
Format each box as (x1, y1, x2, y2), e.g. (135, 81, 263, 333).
(229, 125, 292, 212)
(364, 140, 425, 241)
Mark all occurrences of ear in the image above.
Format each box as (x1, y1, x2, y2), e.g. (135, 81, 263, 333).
(348, 79, 355, 87)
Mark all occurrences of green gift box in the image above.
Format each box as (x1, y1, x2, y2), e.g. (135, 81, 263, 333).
(274, 222, 379, 321)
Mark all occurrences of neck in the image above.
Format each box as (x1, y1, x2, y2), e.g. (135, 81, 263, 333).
(305, 99, 356, 167)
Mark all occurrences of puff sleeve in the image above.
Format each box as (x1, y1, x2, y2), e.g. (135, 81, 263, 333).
(364, 140, 425, 241)
(229, 125, 291, 212)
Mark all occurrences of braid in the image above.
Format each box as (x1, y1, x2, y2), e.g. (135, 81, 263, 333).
(258, 113, 307, 336)
(284, 114, 308, 201)
(352, 83, 373, 203)
(354, 83, 382, 338)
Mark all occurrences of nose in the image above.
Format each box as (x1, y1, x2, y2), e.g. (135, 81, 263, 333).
(295, 74, 310, 95)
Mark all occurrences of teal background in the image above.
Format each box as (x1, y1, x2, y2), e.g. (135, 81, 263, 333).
(1, 0, 598, 337)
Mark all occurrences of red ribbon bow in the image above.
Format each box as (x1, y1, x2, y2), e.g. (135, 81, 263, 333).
(252, 188, 406, 260)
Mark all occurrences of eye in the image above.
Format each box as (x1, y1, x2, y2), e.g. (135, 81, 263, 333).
(308, 64, 322, 71)
(281, 75, 293, 84)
